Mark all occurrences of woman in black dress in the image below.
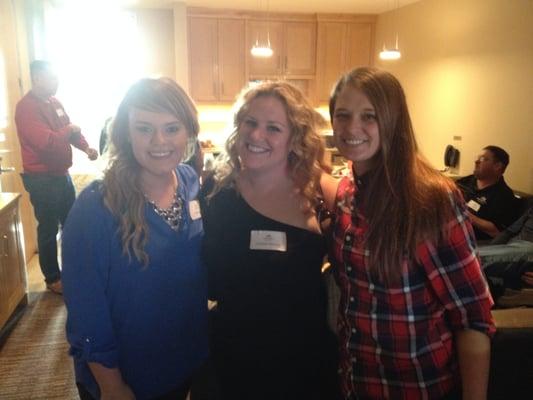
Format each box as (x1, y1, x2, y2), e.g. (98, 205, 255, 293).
(201, 81, 340, 400)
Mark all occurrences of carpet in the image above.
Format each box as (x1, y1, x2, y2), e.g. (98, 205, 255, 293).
(0, 291, 78, 399)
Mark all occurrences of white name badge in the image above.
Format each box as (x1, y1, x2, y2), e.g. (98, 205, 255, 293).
(188, 200, 201, 220)
(466, 199, 481, 212)
(56, 108, 65, 117)
(250, 230, 287, 252)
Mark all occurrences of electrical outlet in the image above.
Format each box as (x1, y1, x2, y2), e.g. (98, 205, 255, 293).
(453, 135, 462, 141)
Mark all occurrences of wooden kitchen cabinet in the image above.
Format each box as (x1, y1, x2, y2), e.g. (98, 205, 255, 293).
(247, 19, 316, 78)
(247, 20, 283, 76)
(0, 194, 27, 337)
(188, 16, 246, 102)
(186, 9, 375, 105)
(315, 17, 375, 103)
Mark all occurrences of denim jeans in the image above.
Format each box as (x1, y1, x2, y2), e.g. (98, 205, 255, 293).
(479, 240, 533, 290)
(21, 173, 75, 284)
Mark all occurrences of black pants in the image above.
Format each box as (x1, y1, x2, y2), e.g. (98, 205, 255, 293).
(76, 380, 191, 400)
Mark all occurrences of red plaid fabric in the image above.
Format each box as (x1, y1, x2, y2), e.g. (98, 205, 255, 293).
(330, 174, 495, 400)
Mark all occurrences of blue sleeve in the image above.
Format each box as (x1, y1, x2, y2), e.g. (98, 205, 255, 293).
(62, 182, 119, 368)
(177, 164, 200, 202)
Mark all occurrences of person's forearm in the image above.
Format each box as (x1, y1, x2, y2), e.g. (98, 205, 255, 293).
(468, 213, 500, 238)
(88, 362, 135, 399)
(456, 329, 491, 400)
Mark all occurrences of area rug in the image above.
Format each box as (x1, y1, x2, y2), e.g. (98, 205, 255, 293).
(0, 291, 78, 399)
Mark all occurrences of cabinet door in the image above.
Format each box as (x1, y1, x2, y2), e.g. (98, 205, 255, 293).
(218, 19, 246, 101)
(284, 21, 316, 76)
(189, 17, 219, 102)
(345, 23, 374, 69)
(247, 20, 283, 76)
(0, 204, 25, 329)
(316, 22, 347, 103)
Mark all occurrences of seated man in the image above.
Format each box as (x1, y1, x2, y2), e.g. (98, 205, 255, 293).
(479, 205, 533, 290)
(456, 145, 521, 242)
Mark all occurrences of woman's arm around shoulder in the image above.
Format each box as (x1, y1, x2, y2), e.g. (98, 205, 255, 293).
(320, 172, 340, 213)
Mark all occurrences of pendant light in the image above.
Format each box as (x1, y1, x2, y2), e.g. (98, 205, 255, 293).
(250, 36, 273, 58)
(379, 0, 402, 61)
(250, 0, 273, 58)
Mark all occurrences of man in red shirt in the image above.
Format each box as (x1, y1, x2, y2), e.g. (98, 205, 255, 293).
(15, 60, 98, 294)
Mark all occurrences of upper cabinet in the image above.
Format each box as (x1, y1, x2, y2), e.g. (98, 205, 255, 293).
(186, 9, 375, 104)
(315, 16, 376, 103)
(247, 19, 317, 78)
(188, 16, 246, 102)
(218, 19, 247, 100)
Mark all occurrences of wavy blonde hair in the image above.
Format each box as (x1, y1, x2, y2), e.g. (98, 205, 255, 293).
(330, 67, 457, 284)
(103, 78, 199, 264)
(213, 81, 329, 213)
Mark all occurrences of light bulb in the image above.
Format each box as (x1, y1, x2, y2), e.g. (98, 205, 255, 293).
(379, 48, 401, 60)
(250, 46, 273, 58)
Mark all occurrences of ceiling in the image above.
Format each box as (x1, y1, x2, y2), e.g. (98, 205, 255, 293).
(116, 0, 421, 14)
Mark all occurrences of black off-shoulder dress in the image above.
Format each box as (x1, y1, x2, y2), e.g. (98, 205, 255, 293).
(201, 186, 340, 400)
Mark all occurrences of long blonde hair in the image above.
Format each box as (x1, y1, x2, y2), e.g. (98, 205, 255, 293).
(214, 81, 329, 213)
(103, 78, 199, 264)
(330, 67, 457, 283)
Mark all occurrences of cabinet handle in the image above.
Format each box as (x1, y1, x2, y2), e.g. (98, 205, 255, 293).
(221, 82, 224, 96)
(213, 82, 217, 97)
(3, 234, 8, 257)
(285, 55, 288, 71)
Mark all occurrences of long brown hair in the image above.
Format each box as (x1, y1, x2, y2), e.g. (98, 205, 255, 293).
(214, 81, 328, 213)
(103, 77, 199, 264)
(330, 67, 457, 283)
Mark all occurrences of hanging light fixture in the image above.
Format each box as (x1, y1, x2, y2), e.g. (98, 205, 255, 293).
(379, 35, 401, 60)
(251, 0, 273, 58)
(250, 36, 273, 58)
(379, 0, 402, 61)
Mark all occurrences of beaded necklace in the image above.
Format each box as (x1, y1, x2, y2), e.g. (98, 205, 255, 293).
(148, 192, 184, 231)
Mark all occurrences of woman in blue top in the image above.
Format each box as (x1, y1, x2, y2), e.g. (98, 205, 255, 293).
(62, 78, 208, 400)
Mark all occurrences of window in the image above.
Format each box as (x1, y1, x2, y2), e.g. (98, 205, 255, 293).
(43, 3, 147, 173)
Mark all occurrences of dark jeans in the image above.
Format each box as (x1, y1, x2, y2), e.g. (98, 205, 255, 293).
(21, 173, 75, 284)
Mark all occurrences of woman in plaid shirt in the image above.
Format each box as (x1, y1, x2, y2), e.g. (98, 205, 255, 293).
(327, 67, 495, 400)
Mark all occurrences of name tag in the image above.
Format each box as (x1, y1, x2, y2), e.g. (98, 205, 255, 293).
(188, 200, 201, 220)
(250, 230, 287, 252)
(466, 199, 481, 212)
(56, 108, 65, 117)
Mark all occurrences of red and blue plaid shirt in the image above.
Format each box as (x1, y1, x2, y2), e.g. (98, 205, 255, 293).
(330, 174, 495, 400)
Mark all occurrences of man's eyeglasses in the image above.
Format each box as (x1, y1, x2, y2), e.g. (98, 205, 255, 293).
(475, 156, 493, 163)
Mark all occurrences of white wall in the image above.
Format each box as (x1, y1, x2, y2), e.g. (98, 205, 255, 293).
(375, 0, 533, 193)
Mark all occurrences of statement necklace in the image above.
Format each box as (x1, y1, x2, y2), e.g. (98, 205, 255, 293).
(145, 172, 184, 233)
(148, 192, 184, 231)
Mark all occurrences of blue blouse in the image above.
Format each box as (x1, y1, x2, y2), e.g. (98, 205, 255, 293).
(62, 164, 208, 399)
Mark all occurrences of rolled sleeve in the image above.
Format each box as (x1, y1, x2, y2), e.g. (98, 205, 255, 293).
(62, 183, 120, 368)
(422, 193, 496, 338)
(68, 338, 119, 369)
